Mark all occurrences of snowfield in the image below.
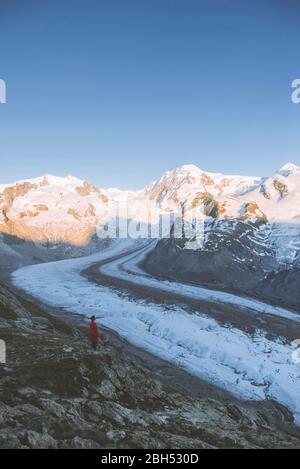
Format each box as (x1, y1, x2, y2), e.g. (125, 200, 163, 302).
(101, 241, 300, 323)
(12, 240, 300, 425)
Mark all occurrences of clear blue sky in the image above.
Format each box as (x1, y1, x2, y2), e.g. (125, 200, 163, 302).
(0, 0, 299, 189)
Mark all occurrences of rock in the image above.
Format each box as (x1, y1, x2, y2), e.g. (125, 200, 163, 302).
(259, 184, 271, 199)
(144, 219, 277, 293)
(63, 346, 74, 353)
(106, 430, 126, 442)
(40, 399, 67, 419)
(69, 436, 102, 449)
(14, 404, 43, 416)
(0, 431, 20, 448)
(25, 430, 58, 449)
(273, 178, 288, 198)
(17, 387, 38, 398)
(240, 202, 267, 223)
(33, 317, 53, 329)
(99, 380, 117, 399)
(0, 281, 300, 449)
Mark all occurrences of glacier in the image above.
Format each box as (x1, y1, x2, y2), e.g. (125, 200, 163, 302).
(12, 239, 300, 426)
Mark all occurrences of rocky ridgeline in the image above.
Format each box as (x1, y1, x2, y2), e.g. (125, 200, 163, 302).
(143, 218, 300, 311)
(0, 283, 300, 449)
(1, 164, 300, 286)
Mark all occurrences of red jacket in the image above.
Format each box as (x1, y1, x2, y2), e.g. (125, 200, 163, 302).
(90, 321, 99, 340)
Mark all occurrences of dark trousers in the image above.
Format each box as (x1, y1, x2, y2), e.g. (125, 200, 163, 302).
(91, 338, 97, 350)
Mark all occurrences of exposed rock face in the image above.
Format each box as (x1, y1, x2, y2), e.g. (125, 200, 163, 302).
(0, 283, 300, 449)
(143, 215, 300, 310)
(1, 164, 300, 308)
(75, 181, 108, 203)
(67, 204, 96, 220)
(259, 184, 271, 200)
(0, 163, 299, 260)
(189, 192, 227, 218)
(144, 220, 278, 293)
(0, 182, 39, 222)
(256, 268, 300, 310)
(141, 165, 300, 310)
(273, 178, 288, 199)
(146, 164, 260, 213)
(240, 202, 267, 223)
(19, 205, 49, 219)
(0, 233, 112, 278)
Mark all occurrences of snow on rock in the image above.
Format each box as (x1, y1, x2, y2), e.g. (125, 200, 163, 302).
(236, 164, 300, 223)
(277, 163, 300, 177)
(1, 162, 300, 264)
(146, 164, 261, 213)
(0, 175, 110, 245)
(144, 162, 300, 227)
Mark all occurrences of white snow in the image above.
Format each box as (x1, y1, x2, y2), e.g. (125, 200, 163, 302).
(1, 163, 300, 262)
(12, 239, 300, 425)
(101, 241, 300, 323)
(147, 164, 261, 212)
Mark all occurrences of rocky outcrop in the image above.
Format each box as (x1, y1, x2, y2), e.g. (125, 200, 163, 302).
(144, 220, 277, 294)
(143, 216, 300, 310)
(0, 182, 39, 223)
(0, 283, 300, 449)
(189, 192, 227, 218)
(0, 233, 112, 278)
(19, 205, 49, 219)
(259, 184, 271, 200)
(273, 179, 288, 199)
(240, 202, 267, 223)
(256, 268, 300, 310)
(67, 204, 96, 220)
(75, 181, 108, 204)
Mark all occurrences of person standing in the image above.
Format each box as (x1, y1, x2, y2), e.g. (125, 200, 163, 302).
(89, 316, 99, 350)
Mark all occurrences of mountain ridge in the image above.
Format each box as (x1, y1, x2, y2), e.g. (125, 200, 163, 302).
(1, 163, 300, 274)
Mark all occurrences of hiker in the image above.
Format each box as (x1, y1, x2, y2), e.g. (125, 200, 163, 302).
(89, 315, 99, 350)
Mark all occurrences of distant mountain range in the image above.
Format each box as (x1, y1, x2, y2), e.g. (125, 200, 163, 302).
(1, 163, 300, 308)
(1, 162, 300, 242)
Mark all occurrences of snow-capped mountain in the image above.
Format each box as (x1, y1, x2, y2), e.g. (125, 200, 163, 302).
(238, 163, 300, 222)
(1, 162, 300, 253)
(146, 164, 262, 213)
(142, 163, 300, 310)
(146, 163, 300, 224)
(1, 163, 300, 307)
(2, 163, 300, 242)
(0, 174, 109, 245)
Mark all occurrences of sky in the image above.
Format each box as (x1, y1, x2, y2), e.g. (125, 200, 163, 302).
(0, 0, 299, 189)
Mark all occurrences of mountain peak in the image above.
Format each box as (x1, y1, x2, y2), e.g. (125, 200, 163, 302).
(40, 174, 83, 186)
(175, 164, 203, 174)
(277, 163, 299, 176)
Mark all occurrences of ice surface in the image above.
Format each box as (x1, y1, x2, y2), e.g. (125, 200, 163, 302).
(12, 239, 300, 425)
